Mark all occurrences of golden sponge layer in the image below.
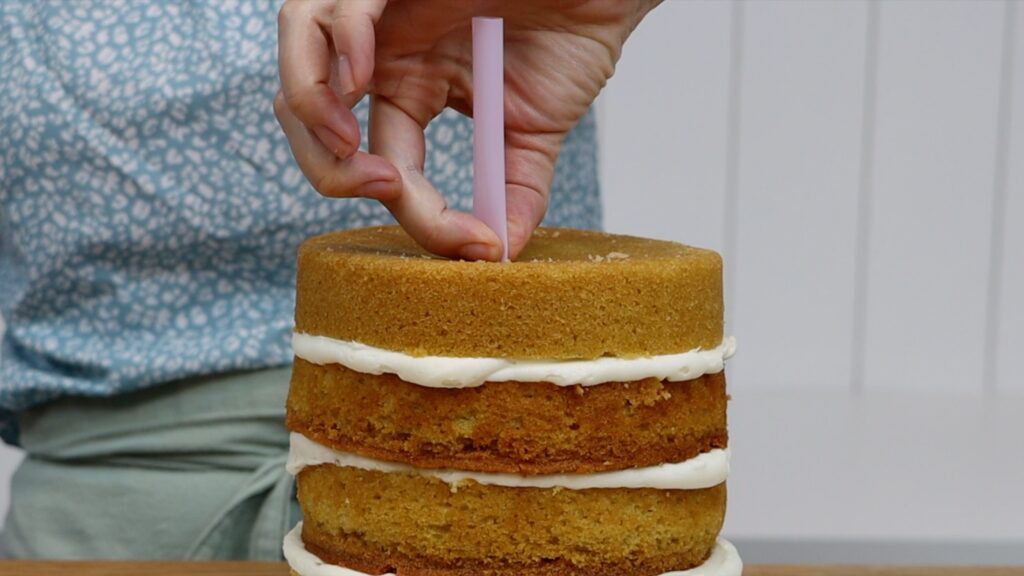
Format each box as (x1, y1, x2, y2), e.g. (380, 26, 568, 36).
(287, 359, 728, 474)
(297, 465, 726, 576)
(294, 226, 723, 359)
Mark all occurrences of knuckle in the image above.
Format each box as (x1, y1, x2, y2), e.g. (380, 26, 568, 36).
(314, 170, 350, 199)
(419, 222, 444, 253)
(280, 0, 333, 28)
(277, 0, 301, 27)
(282, 89, 319, 121)
(312, 171, 335, 197)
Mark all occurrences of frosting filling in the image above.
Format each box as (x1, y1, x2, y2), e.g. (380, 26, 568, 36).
(292, 333, 736, 388)
(287, 432, 729, 490)
(283, 522, 742, 576)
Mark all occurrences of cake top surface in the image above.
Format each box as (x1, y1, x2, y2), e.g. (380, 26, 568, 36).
(295, 226, 723, 359)
(304, 226, 711, 267)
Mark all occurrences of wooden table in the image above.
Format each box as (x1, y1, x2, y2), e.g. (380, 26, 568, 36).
(0, 563, 1020, 575)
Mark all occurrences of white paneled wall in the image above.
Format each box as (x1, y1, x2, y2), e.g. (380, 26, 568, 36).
(601, 0, 1024, 557)
(0, 317, 17, 531)
(997, 0, 1023, 393)
(601, 0, 732, 253)
(0, 443, 20, 532)
(731, 0, 867, 390)
(863, 0, 1005, 391)
(603, 0, 1023, 394)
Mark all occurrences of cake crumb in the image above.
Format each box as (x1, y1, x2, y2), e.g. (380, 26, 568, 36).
(586, 252, 630, 263)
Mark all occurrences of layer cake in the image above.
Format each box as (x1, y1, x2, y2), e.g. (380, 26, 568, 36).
(284, 226, 741, 575)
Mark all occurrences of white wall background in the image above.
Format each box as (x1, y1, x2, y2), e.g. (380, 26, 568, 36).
(0, 313, 20, 538)
(0, 314, 19, 537)
(1, 0, 1022, 564)
(600, 0, 1024, 564)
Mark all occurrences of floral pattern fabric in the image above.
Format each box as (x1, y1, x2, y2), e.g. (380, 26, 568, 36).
(0, 0, 601, 443)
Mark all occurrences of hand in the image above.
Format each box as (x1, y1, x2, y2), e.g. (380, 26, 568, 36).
(276, 0, 660, 260)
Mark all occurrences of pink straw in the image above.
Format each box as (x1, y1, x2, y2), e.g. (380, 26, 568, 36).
(472, 17, 509, 261)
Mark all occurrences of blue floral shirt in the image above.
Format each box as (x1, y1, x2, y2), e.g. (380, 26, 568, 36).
(0, 1, 601, 443)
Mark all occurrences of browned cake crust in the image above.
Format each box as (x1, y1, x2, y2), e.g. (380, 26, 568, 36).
(287, 359, 728, 474)
(294, 226, 723, 359)
(296, 466, 726, 576)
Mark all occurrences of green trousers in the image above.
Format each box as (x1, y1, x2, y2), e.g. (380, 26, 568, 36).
(0, 367, 300, 560)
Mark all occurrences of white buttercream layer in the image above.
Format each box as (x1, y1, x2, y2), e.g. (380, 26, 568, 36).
(287, 432, 729, 490)
(292, 333, 736, 388)
(283, 522, 742, 576)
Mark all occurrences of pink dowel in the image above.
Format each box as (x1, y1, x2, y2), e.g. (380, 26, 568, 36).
(472, 17, 509, 261)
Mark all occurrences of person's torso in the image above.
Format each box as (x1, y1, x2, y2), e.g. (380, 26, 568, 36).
(0, 0, 601, 442)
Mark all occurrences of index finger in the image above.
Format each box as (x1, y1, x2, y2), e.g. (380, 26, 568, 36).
(278, 0, 361, 156)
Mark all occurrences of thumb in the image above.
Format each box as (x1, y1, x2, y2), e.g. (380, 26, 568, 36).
(331, 0, 388, 96)
(504, 132, 562, 260)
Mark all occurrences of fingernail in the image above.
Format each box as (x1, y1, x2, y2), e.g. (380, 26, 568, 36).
(313, 125, 351, 158)
(459, 243, 500, 262)
(337, 56, 356, 95)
